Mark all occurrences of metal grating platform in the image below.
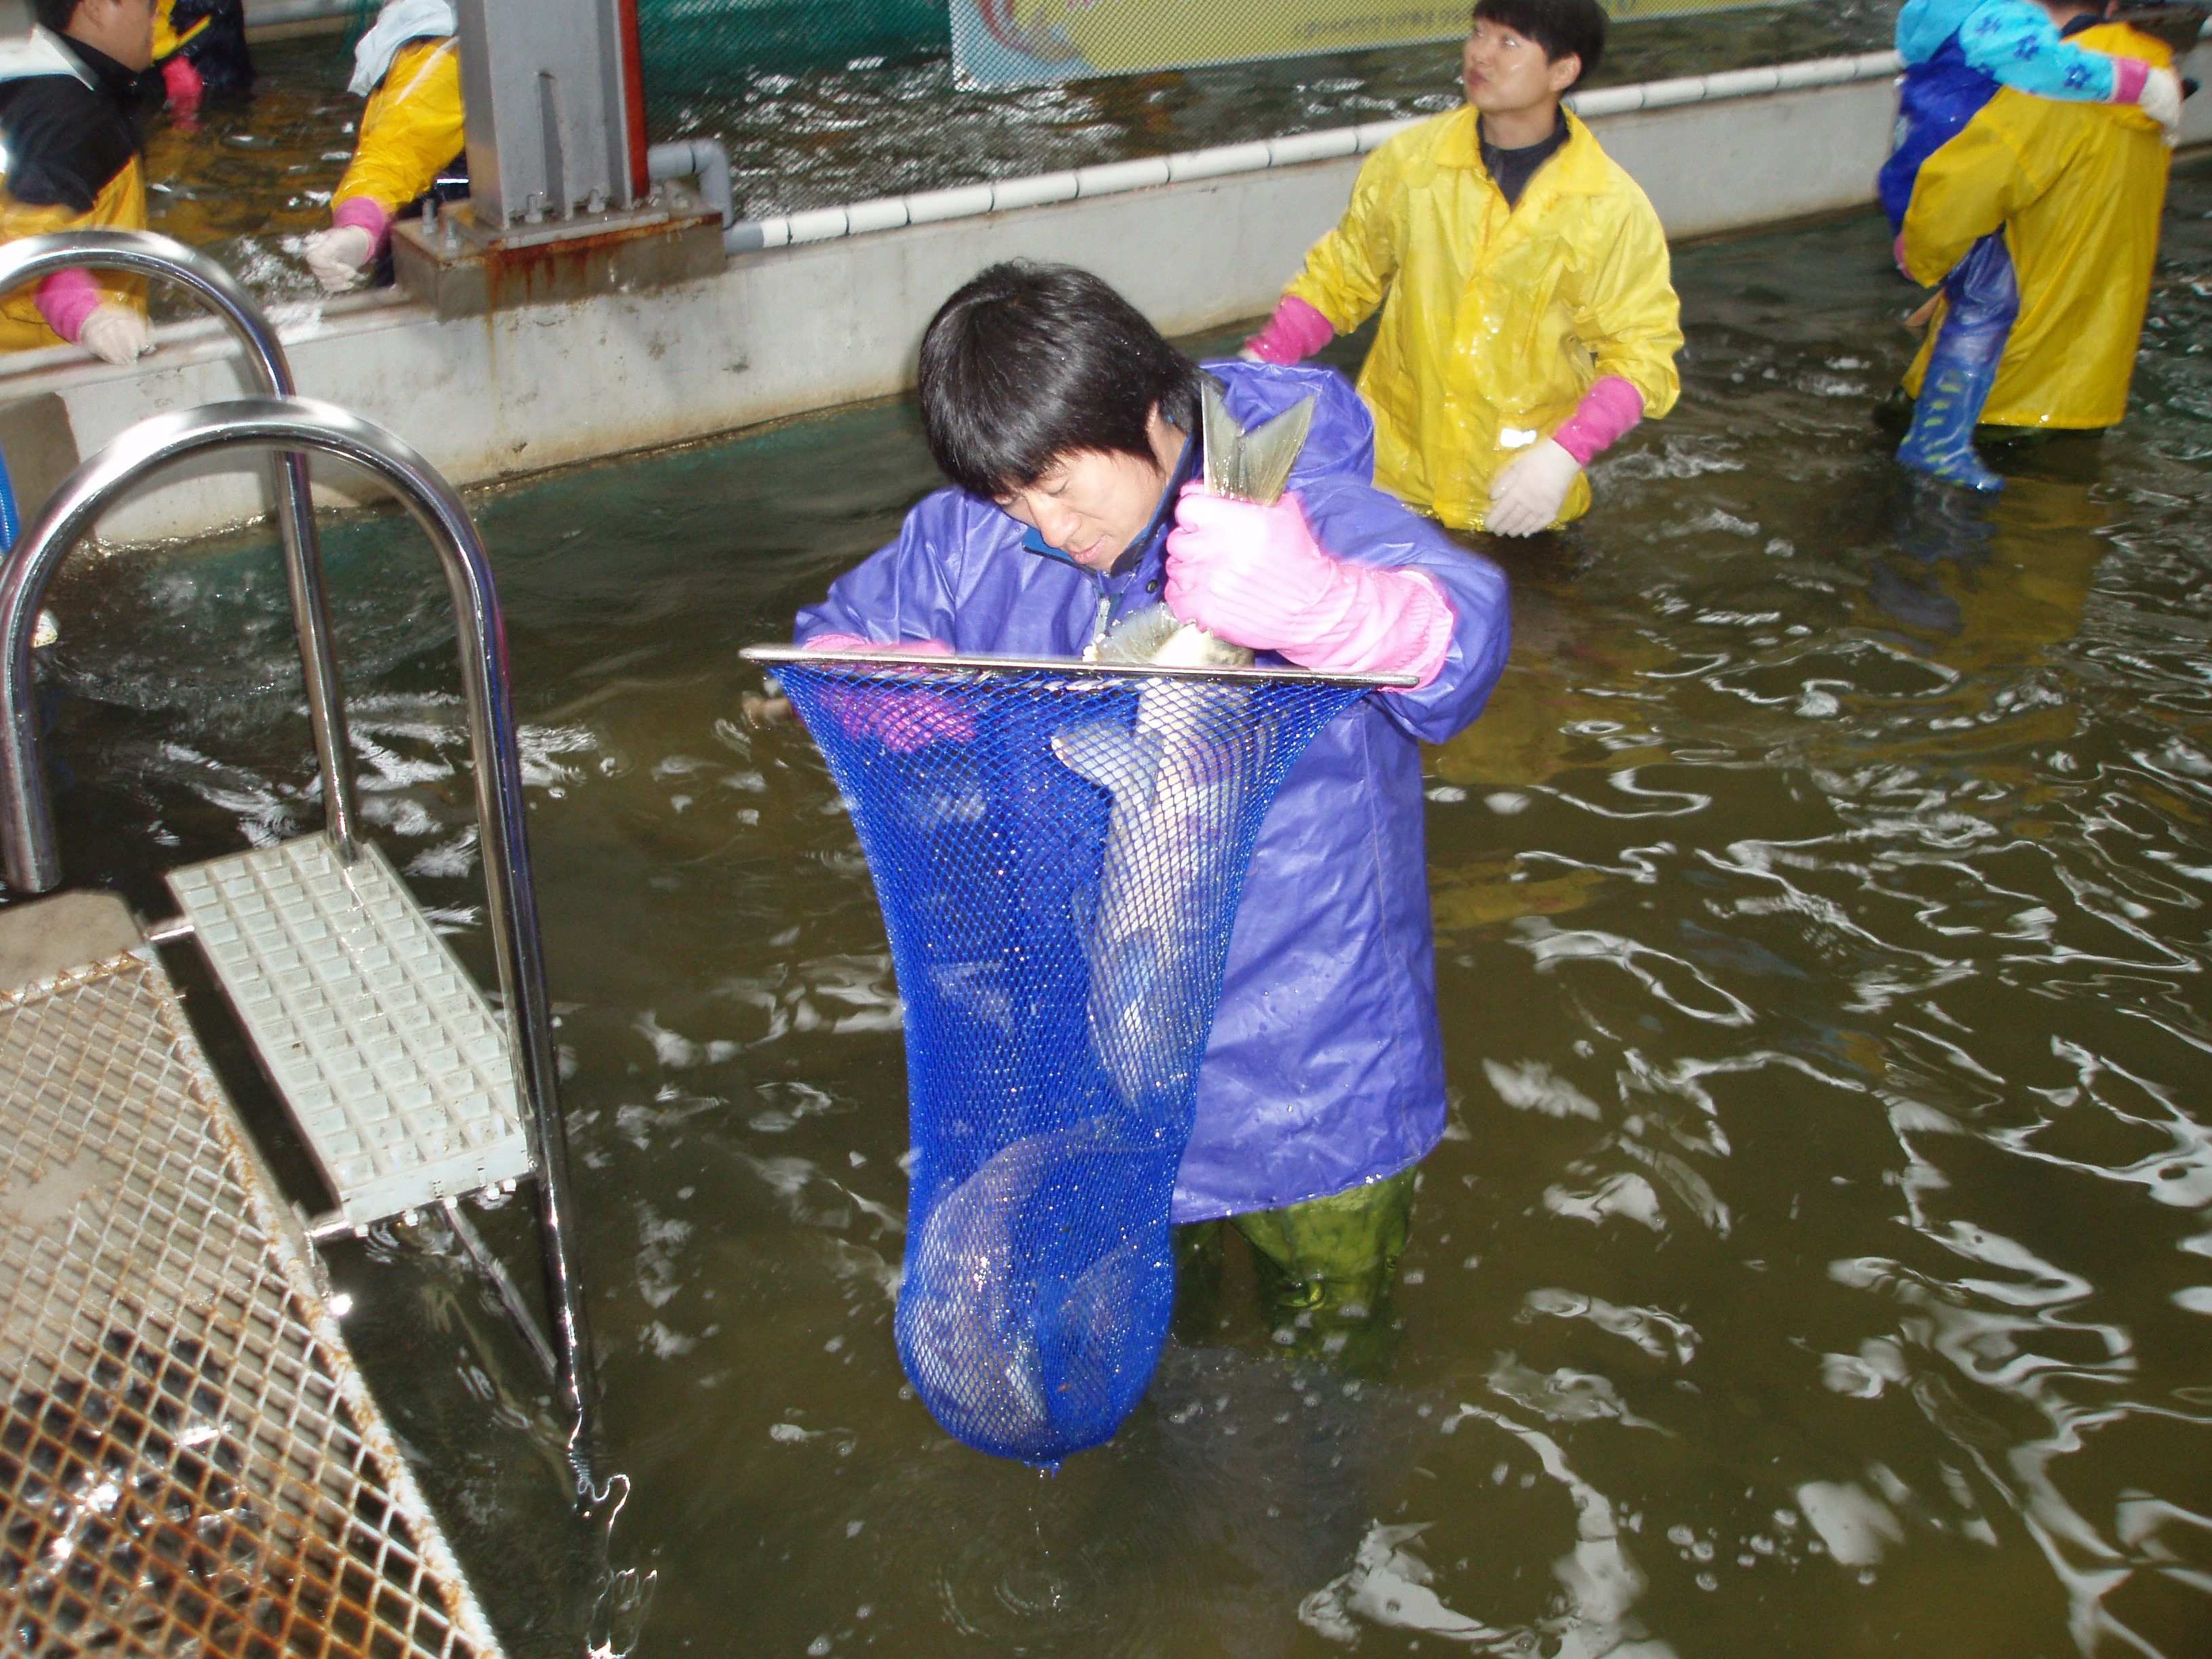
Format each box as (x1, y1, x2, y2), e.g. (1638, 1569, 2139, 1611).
(0, 943, 504, 1658)
(167, 839, 533, 1231)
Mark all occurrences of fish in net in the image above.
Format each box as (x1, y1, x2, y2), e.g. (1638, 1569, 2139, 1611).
(759, 653, 1373, 1462)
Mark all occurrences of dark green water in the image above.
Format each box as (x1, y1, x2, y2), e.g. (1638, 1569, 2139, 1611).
(26, 169, 2212, 1658)
(146, 3, 1903, 300)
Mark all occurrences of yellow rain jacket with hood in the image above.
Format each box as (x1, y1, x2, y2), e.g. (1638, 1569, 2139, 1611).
(1284, 105, 1682, 533)
(1898, 21, 2172, 430)
(0, 28, 150, 351)
(333, 34, 463, 221)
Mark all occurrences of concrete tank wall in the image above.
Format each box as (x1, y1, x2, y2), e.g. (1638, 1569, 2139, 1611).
(4, 45, 2208, 546)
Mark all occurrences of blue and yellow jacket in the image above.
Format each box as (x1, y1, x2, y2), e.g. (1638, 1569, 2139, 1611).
(1899, 22, 2172, 430)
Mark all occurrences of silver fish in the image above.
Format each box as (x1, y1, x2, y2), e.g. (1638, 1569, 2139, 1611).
(1084, 377, 1316, 672)
(1054, 380, 1317, 1109)
(899, 1121, 1147, 1456)
(899, 386, 1321, 1456)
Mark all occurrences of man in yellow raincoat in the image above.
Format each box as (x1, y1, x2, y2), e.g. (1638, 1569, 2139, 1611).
(1244, 0, 1681, 537)
(1895, 0, 2176, 442)
(300, 0, 462, 293)
(0, 0, 158, 362)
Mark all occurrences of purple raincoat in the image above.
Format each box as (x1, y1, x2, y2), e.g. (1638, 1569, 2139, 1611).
(795, 360, 1510, 1221)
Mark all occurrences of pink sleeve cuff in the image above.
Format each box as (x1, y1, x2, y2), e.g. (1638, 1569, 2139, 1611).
(35, 269, 104, 343)
(1381, 569, 1455, 692)
(2110, 57, 2149, 104)
(332, 194, 394, 253)
(1551, 375, 1645, 467)
(1244, 294, 1336, 365)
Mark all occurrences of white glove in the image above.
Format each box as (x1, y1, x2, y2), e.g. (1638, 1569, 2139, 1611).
(2139, 67, 2182, 146)
(78, 303, 152, 365)
(303, 224, 375, 293)
(1485, 437, 1582, 537)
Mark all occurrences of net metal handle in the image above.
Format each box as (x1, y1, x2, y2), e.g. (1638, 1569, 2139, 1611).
(741, 645, 1416, 689)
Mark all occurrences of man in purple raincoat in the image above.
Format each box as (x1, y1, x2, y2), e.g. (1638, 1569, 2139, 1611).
(795, 262, 1509, 1361)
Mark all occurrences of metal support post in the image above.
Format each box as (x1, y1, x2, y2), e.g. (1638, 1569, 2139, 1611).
(455, 0, 643, 227)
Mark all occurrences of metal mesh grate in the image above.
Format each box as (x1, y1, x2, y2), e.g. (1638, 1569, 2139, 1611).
(0, 948, 504, 1659)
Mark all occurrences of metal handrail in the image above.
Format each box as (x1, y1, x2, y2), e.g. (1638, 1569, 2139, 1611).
(0, 230, 361, 859)
(0, 395, 595, 1446)
(743, 644, 1418, 687)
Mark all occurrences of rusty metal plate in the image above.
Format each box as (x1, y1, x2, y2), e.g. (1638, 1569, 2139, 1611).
(0, 946, 505, 1658)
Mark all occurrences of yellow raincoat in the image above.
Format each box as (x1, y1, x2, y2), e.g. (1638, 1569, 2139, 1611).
(1899, 22, 2171, 430)
(0, 26, 147, 352)
(333, 35, 463, 220)
(1284, 106, 1681, 533)
(0, 159, 145, 350)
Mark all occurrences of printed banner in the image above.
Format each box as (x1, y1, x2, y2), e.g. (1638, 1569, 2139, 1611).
(952, 0, 1788, 89)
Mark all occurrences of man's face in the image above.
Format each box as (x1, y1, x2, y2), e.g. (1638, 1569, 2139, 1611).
(1462, 20, 1580, 115)
(72, 0, 159, 70)
(991, 407, 1185, 573)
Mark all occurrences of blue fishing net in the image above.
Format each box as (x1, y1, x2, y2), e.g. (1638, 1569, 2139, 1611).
(766, 653, 1371, 1463)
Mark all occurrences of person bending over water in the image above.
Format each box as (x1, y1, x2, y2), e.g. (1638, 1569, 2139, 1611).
(301, 0, 462, 293)
(0, 0, 159, 364)
(1879, 0, 2184, 490)
(792, 261, 1511, 1365)
(1889, 0, 2184, 478)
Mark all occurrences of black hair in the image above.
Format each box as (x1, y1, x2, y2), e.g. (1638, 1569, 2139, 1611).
(1472, 0, 1607, 87)
(33, 0, 83, 32)
(917, 260, 1201, 499)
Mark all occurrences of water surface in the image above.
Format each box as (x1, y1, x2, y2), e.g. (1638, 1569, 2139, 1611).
(26, 165, 2212, 1658)
(144, 3, 1903, 302)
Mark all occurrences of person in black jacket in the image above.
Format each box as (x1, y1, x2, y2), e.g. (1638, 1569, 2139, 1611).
(0, 0, 160, 363)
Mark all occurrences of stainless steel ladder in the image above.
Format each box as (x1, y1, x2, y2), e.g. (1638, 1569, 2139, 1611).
(0, 234, 594, 1448)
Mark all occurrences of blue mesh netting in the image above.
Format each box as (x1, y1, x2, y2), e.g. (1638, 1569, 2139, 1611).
(770, 655, 1372, 1463)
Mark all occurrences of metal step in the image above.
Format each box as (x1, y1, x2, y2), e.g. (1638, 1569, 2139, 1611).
(165, 837, 533, 1231)
(0, 925, 504, 1658)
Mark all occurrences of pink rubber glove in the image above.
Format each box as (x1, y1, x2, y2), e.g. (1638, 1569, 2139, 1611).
(801, 634, 974, 751)
(1241, 294, 1336, 365)
(331, 194, 395, 255)
(162, 54, 203, 123)
(1164, 485, 1453, 688)
(35, 268, 104, 342)
(1551, 376, 1645, 466)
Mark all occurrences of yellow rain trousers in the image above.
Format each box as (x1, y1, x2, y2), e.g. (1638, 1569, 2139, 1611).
(1899, 22, 2172, 431)
(0, 160, 146, 351)
(1284, 106, 1682, 534)
(333, 36, 464, 220)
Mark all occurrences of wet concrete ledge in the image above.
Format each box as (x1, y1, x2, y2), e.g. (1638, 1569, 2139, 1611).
(2, 44, 2207, 548)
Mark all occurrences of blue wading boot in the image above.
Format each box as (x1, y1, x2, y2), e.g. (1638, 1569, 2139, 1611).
(1897, 232, 2020, 493)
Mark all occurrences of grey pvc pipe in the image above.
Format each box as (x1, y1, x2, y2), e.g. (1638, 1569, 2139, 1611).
(645, 138, 742, 249)
(0, 394, 597, 1448)
(0, 230, 361, 862)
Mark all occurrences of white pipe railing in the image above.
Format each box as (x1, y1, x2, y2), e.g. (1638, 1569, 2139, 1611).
(726, 49, 1906, 252)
